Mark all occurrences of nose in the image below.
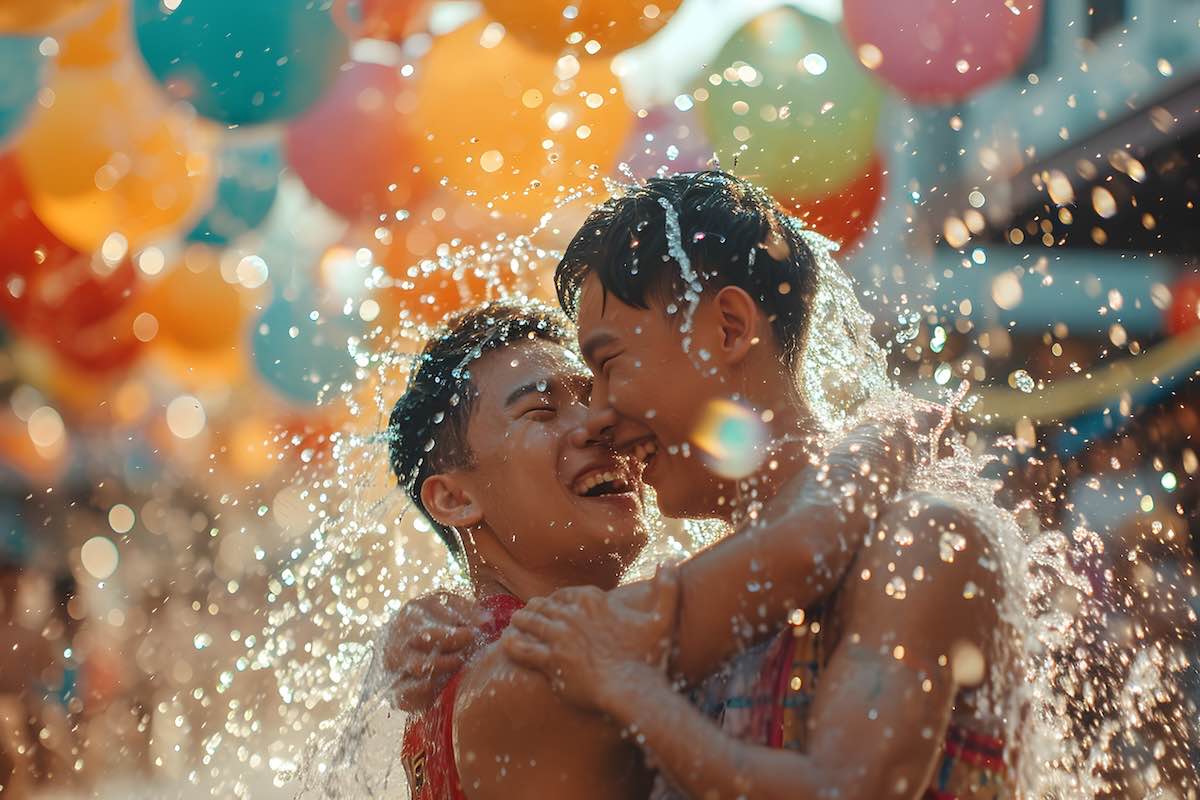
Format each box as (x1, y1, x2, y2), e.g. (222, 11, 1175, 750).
(568, 404, 618, 449)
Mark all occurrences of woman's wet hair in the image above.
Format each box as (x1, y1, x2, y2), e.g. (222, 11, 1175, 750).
(387, 299, 574, 558)
(555, 170, 819, 369)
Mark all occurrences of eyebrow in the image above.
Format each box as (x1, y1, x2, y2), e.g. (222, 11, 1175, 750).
(504, 379, 551, 408)
(580, 332, 617, 366)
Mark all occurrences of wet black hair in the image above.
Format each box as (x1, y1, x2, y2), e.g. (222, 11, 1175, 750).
(387, 299, 574, 559)
(555, 170, 819, 369)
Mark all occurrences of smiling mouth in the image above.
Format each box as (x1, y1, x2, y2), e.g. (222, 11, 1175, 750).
(572, 469, 637, 498)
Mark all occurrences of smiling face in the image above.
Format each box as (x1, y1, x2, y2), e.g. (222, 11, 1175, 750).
(431, 338, 648, 587)
(576, 276, 743, 519)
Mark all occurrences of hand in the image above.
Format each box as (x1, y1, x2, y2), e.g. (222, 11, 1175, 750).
(501, 566, 680, 714)
(384, 592, 484, 712)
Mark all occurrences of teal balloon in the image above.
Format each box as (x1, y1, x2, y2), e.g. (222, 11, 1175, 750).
(188, 140, 281, 244)
(700, 8, 882, 202)
(133, 0, 349, 126)
(252, 296, 357, 405)
(0, 37, 46, 146)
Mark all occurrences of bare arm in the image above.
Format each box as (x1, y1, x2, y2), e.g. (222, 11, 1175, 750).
(629, 417, 920, 685)
(507, 493, 998, 800)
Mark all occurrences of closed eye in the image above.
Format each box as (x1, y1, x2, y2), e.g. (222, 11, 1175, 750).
(521, 406, 556, 421)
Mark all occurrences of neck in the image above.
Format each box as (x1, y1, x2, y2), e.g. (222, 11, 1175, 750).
(720, 385, 817, 528)
(462, 530, 622, 603)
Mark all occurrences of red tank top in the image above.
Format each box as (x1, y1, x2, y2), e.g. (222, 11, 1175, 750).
(401, 594, 523, 800)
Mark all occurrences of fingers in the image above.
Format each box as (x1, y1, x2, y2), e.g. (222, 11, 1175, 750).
(501, 631, 553, 672)
(510, 608, 571, 643)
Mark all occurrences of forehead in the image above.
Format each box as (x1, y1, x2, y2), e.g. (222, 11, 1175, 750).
(470, 338, 588, 405)
(576, 274, 646, 341)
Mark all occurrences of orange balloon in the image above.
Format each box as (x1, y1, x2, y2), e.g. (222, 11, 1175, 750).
(777, 154, 885, 250)
(481, 0, 681, 54)
(15, 59, 216, 253)
(57, 0, 126, 68)
(147, 245, 248, 353)
(0, 0, 97, 35)
(413, 19, 632, 220)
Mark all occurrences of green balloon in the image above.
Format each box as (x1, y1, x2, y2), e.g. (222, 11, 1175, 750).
(700, 8, 882, 202)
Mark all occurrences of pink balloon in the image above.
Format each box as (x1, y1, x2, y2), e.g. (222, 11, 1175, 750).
(842, 0, 1043, 104)
(284, 61, 428, 220)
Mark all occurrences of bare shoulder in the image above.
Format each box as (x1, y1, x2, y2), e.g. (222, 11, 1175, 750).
(452, 640, 645, 800)
(842, 491, 1002, 646)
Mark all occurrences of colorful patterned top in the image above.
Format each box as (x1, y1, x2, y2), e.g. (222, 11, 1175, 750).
(401, 594, 523, 800)
(653, 603, 1010, 800)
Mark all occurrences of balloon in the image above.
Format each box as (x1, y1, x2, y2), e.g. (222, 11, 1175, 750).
(148, 246, 248, 352)
(133, 0, 349, 126)
(358, 0, 423, 41)
(0, 156, 141, 363)
(15, 60, 216, 253)
(58, 0, 125, 68)
(251, 295, 359, 405)
(284, 61, 426, 221)
(0, 37, 47, 146)
(618, 106, 713, 178)
(777, 154, 885, 250)
(1166, 274, 1200, 336)
(0, 154, 79, 331)
(0, 0, 96, 35)
(842, 0, 1043, 104)
(413, 19, 633, 220)
(188, 140, 281, 244)
(701, 8, 883, 203)
(481, 0, 682, 55)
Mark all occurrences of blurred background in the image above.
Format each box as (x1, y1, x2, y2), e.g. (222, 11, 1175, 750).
(0, 0, 1196, 797)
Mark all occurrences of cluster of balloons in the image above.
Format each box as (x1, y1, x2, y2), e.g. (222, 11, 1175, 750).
(0, 0, 1051, 412)
(698, 1, 1044, 246)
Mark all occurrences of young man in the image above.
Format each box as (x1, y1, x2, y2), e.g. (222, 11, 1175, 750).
(395, 172, 1009, 799)
(503, 172, 1010, 799)
(388, 297, 913, 799)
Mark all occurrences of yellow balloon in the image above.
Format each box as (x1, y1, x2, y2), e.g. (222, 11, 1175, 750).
(16, 59, 216, 253)
(0, 0, 97, 35)
(58, 0, 126, 68)
(414, 19, 632, 220)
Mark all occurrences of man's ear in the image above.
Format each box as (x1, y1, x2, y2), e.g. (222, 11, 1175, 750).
(712, 284, 760, 365)
(420, 473, 483, 530)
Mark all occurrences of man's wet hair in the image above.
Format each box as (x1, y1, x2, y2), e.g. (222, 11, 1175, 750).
(388, 299, 574, 559)
(556, 170, 819, 369)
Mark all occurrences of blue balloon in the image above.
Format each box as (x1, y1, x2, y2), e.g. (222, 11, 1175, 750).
(0, 37, 46, 145)
(133, 0, 349, 126)
(188, 139, 281, 245)
(252, 295, 358, 405)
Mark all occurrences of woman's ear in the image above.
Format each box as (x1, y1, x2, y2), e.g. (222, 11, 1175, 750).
(712, 284, 760, 365)
(420, 473, 483, 529)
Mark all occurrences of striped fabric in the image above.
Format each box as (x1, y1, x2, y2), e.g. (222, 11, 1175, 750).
(652, 605, 1011, 800)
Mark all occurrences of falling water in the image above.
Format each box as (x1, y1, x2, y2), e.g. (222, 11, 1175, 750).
(191, 181, 1197, 800)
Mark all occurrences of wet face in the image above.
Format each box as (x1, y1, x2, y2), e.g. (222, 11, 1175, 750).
(453, 339, 648, 582)
(576, 276, 735, 519)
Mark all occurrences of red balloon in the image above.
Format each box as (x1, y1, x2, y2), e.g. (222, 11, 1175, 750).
(777, 154, 885, 250)
(842, 0, 1043, 104)
(0, 154, 139, 338)
(359, 0, 423, 41)
(1166, 274, 1200, 336)
(284, 61, 427, 221)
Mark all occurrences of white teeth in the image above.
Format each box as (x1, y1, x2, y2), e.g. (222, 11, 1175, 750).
(574, 469, 624, 496)
(631, 440, 658, 463)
